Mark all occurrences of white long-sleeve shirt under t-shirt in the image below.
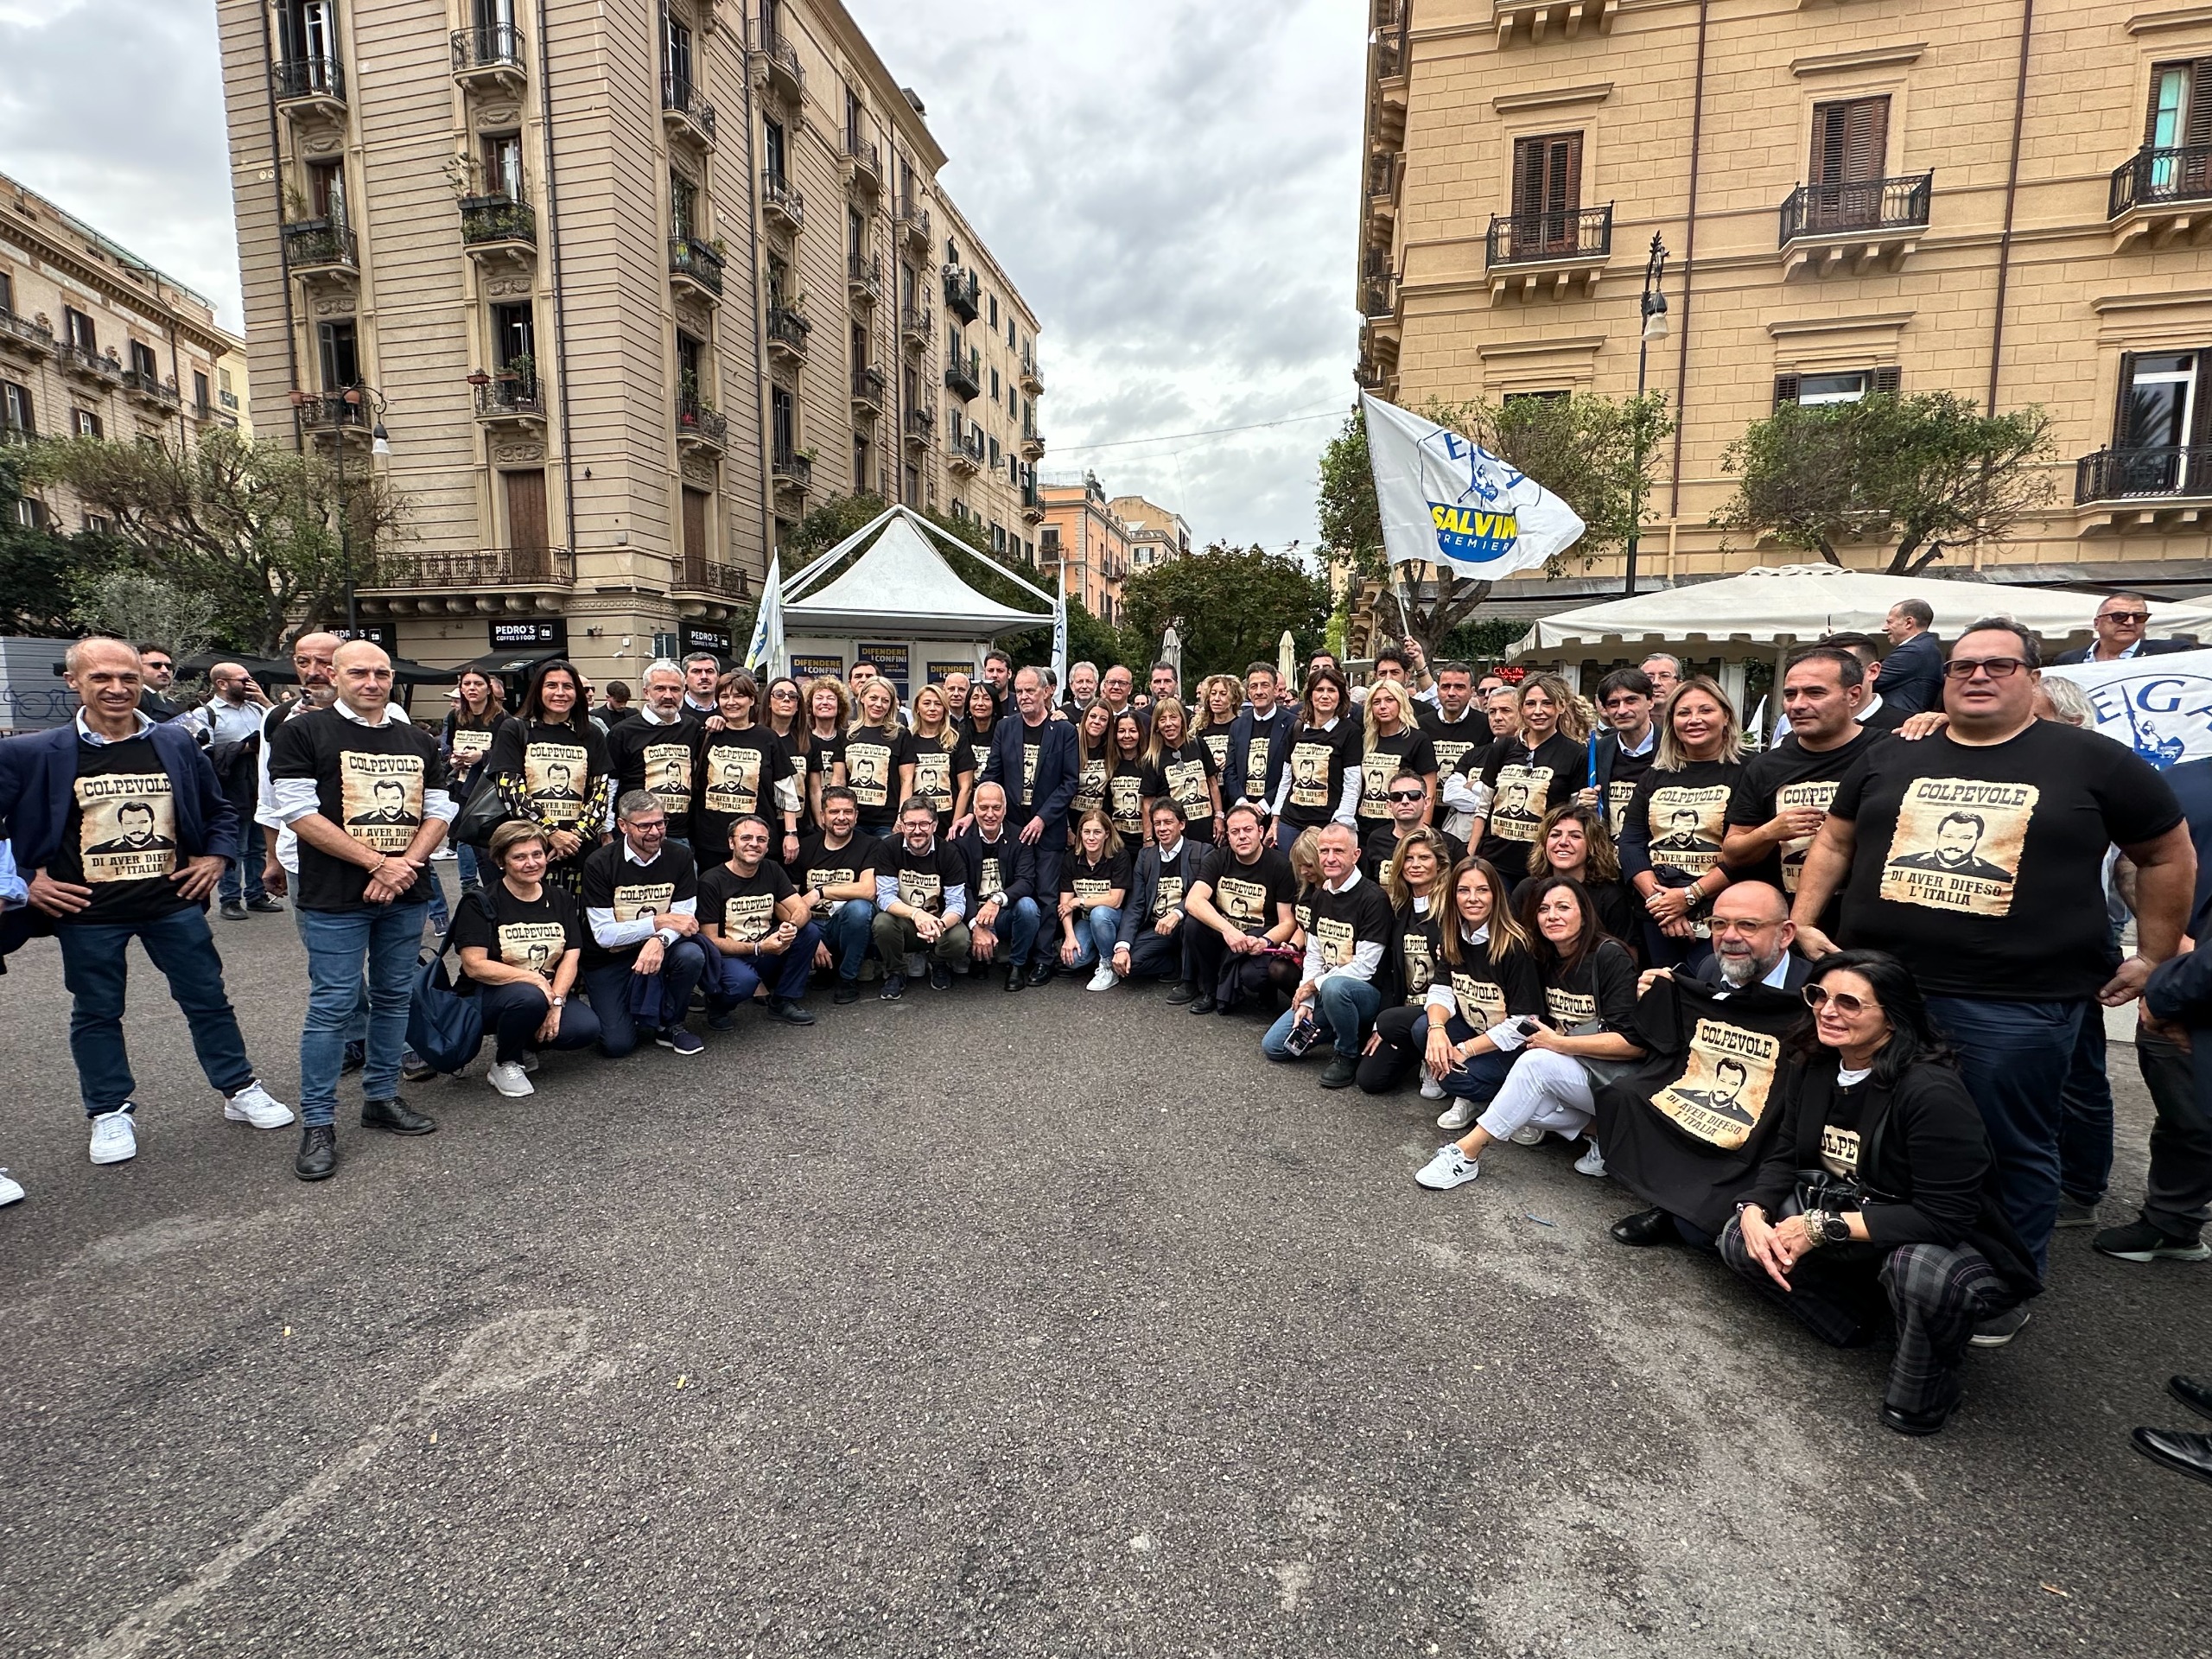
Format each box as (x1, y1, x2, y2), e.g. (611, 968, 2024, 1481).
(1266, 714, 1363, 827)
(1296, 866, 1387, 989)
(270, 696, 460, 828)
(586, 838, 701, 950)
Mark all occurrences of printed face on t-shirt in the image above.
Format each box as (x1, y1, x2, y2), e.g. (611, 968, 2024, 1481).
(1776, 778, 1842, 891)
(1649, 1019, 1783, 1150)
(912, 747, 953, 807)
(1162, 756, 1207, 810)
(847, 740, 892, 806)
(721, 889, 778, 941)
(524, 741, 589, 824)
(613, 879, 674, 922)
(1644, 784, 1730, 876)
(450, 727, 493, 763)
(1451, 971, 1508, 1032)
(1314, 914, 1357, 968)
(1217, 873, 1268, 925)
(1878, 779, 2036, 917)
(76, 772, 178, 881)
(1401, 930, 1434, 1003)
(643, 741, 693, 812)
(1491, 765, 1553, 842)
(1546, 985, 1597, 1027)
(1605, 779, 1638, 836)
(497, 919, 568, 973)
(339, 751, 425, 852)
(705, 747, 762, 815)
(1289, 742, 1332, 809)
(899, 866, 944, 914)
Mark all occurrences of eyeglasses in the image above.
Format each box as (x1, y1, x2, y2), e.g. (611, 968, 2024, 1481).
(1942, 658, 2029, 681)
(1710, 916, 1778, 934)
(143, 659, 172, 671)
(2101, 610, 2150, 626)
(1803, 984, 1872, 1016)
(1386, 789, 1426, 803)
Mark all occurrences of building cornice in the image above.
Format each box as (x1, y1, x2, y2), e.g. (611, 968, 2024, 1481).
(1477, 334, 1607, 360)
(2089, 289, 2212, 314)
(0, 199, 236, 357)
(1491, 81, 1615, 114)
(1766, 311, 1916, 338)
(1789, 41, 1927, 77)
(2126, 5, 2212, 36)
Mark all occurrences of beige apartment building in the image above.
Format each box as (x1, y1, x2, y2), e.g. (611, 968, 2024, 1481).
(1356, 0, 2212, 616)
(215, 0, 1043, 677)
(1, 174, 247, 529)
(1110, 493, 1192, 574)
(1038, 473, 1134, 626)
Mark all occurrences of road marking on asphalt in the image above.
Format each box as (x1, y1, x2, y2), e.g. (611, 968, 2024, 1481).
(77, 1307, 591, 1659)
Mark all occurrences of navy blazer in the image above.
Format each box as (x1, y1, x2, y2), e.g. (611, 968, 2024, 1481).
(0, 717, 240, 872)
(980, 712, 1080, 826)
(2050, 638, 2197, 666)
(1224, 707, 1295, 808)
(954, 823, 1037, 906)
(1876, 631, 1945, 717)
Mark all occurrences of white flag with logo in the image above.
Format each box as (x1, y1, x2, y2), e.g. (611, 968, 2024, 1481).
(1051, 593, 1069, 694)
(745, 552, 785, 676)
(1361, 392, 1585, 580)
(2046, 646, 2212, 770)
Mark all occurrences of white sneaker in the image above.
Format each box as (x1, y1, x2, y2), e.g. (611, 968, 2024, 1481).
(1436, 1096, 1477, 1131)
(1419, 1074, 1446, 1101)
(1574, 1140, 1608, 1178)
(89, 1108, 138, 1165)
(0, 1168, 22, 1207)
(519, 1052, 540, 1074)
(223, 1080, 296, 1129)
(1414, 1145, 1480, 1191)
(486, 1061, 534, 1098)
(1510, 1124, 1545, 1147)
(1085, 963, 1119, 992)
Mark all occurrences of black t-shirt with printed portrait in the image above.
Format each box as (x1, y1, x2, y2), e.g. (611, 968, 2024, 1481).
(698, 858, 799, 946)
(695, 727, 795, 857)
(906, 730, 976, 832)
(841, 724, 911, 829)
(1621, 759, 1744, 885)
(1478, 731, 1587, 880)
(887, 838, 969, 918)
(49, 731, 191, 926)
(1104, 766, 1148, 841)
(1354, 728, 1440, 828)
(1304, 872, 1396, 973)
(1061, 846, 1133, 909)
(1363, 821, 1465, 883)
(1197, 724, 1233, 779)
(1597, 734, 1657, 839)
(1280, 719, 1357, 830)
(578, 838, 699, 968)
(442, 709, 508, 787)
(771, 730, 817, 835)
(1389, 900, 1445, 1007)
(961, 716, 996, 787)
(449, 880, 585, 988)
(1142, 839, 1202, 927)
(1827, 719, 2182, 1001)
(607, 713, 702, 828)
(1725, 726, 1882, 898)
(484, 716, 609, 835)
(1417, 705, 1490, 785)
(270, 706, 450, 912)
(1541, 937, 1641, 1034)
(1427, 935, 1547, 1035)
(1196, 842, 1298, 934)
(1070, 753, 1111, 820)
(1141, 739, 1220, 840)
(794, 830, 883, 910)
(1512, 872, 1639, 950)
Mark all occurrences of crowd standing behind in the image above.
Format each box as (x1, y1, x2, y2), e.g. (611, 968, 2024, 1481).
(4, 621, 2212, 1472)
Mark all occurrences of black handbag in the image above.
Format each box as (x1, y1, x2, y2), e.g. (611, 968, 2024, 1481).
(450, 772, 514, 850)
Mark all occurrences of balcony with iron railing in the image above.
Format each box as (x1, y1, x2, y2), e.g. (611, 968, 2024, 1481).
(895, 198, 931, 250)
(772, 448, 813, 494)
(2075, 446, 2212, 509)
(670, 234, 726, 300)
(294, 392, 372, 435)
(282, 218, 359, 277)
(55, 341, 124, 385)
(851, 365, 887, 414)
(273, 54, 346, 114)
(364, 547, 575, 593)
(900, 302, 932, 352)
(847, 251, 883, 306)
(2110, 145, 2212, 247)
(944, 345, 982, 402)
(192, 400, 238, 429)
(1486, 203, 1613, 268)
(120, 368, 181, 411)
(1020, 426, 1045, 461)
(661, 73, 718, 147)
(947, 425, 983, 475)
(460, 194, 537, 256)
(766, 303, 810, 362)
(0, 305, 54, 361)
(474, 374, 545, 423)
(1778, 173, 1932, 275)
(674, 555, 751, 598)
(1019, 352, 1042, 395)
(843, 131, 882, 194)
(755, 29, 803, 101)
(905, 401, 936, 448)
(943, 266, 981, 324)
(450, 23, 525, 88)
(761, 169, 804, 232)
(676, 391, 728, 452)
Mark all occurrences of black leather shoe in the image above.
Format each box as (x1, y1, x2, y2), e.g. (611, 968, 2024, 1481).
(295, 1125, 337, 1181)
(1165, 981, 1198, 1005)
(1004, 965, 1025, 993)
(765, 996, 817, 1026)
(928, 963, 952, 991)
(1027, 960, 1055, 988)
(2133, 1426, 2212, 1486)
(362, 1096, 437, 1135)
(1188, 994, 1217, 1015)
(833, 981, 861, 1005)
(248, 897, 285, 913)
(1880, 1401, 1953, 1437)
(1318, 1055, 1358, 1090)
(340, 1040, 365, 1075)
(2170, 1375, 2212, 1424)
(220, 900, 248, 920)
(1610, 1206, 1675, 1248)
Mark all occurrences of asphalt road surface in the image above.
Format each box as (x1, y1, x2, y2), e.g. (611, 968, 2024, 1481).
(3, 904, 2208, 1658)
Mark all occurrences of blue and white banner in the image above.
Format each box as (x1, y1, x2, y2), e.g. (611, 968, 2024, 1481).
(1361, 392, 1586, 580)
(745, 552, 785, 677)
(2048, 647, 2212, 770)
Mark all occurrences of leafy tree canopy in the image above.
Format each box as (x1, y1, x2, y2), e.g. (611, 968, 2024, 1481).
(1116, 542, 1332, 681)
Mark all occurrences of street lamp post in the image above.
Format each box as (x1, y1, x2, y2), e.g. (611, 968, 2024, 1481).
(292, 385, 391, 638)
(1625, 233, 1669, 600)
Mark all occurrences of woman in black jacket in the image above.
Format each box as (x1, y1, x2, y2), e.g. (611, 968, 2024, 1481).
(1725, 949, 2040, 1437)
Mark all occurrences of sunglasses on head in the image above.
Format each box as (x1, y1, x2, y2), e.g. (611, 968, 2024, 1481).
(1803, 983, 1873, 1016)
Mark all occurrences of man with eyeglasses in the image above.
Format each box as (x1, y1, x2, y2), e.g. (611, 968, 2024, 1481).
(1791, 617, 2195, 1323)
(1361, 770, 1462, 880)
(579, 790, 707, 1057)
(2051, 592, 2196, 665)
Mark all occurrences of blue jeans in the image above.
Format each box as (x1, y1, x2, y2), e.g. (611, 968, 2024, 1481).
(455, 840, 483, 893)
(1926, 995, 2087, 1275)
(298, 900, 430, 1126)
(1412, 1012, 1520, 1103)
(421, 861, 450, 934)
(1263, 976, 1386, 1062)
(2057, 1008, 2113, 1205)
(821, 899, 877, 982)
(477, 980, 605, 1065)
(54, 906, 256, 1115)
(581, 938, 710, 1058)
(219, 819, 268, 905)
(1064, 904, 1122, 970)
(978, 895, 1042, 969)
(709, 920, 824, 1004)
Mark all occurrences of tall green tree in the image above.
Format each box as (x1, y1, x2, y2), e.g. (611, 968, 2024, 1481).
(0, 447, 134, 637)
(1716, 391, 2057, 575)
(1117, 543, 1331, 681)
(27, 427, 407, 652)
(1316, 392, 1670, 654)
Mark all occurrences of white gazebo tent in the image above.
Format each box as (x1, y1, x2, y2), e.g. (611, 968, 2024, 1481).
(1510, 564, 2212, 723)
(780, 505, 1055, 639)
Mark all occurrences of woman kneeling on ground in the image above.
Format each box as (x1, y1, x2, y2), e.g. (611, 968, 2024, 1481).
(1354, 828, 1454, 1094)
(453, 819, 604, 1098)
(1724, 949, 2039, 1437)
(1414, 874, 1643, 1191)
(1397, 856, 1546, 1125)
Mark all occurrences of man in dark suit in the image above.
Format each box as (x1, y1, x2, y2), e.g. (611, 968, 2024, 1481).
(976, 665, 1078, 977)
(2051, 591, 2200, 665)
(1878, 599, 1944, 717)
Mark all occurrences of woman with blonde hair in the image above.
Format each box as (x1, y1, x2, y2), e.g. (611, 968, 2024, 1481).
(1058, 808, 1132, 988)
(1354, 827, 1456, 1094)
(1618, 675, 1748, 969)
(1140, 696, 1223, 842)
(905, 681, 976, 836)
(842, 677, 912, 837)
(1191, 673, 1246, 773)
(1355, 679, 1438, 836)
(1469, 671, 1590, 884)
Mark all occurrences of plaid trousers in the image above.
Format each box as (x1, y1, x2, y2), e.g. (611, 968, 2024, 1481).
(1720, 1221, 2004, 1418)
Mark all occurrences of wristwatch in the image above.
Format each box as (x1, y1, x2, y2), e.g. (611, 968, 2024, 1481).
(1815, 1210, 1853, 1245)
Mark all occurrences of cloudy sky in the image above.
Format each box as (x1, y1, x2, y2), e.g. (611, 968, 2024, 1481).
(0, 0, 1363, 553)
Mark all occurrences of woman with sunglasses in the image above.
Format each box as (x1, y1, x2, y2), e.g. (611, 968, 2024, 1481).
(760, 676, 813, 842)
(1397, 856, 1546, 1125)
(1415, 874, 1643, 1190)
(480, 658, 613, 894)
(1723, 950, 2039, 1436)
(1618, 677, 1749, 970)
(1353, 828, 1454, 1093)
(1516, 801, 1638, 950)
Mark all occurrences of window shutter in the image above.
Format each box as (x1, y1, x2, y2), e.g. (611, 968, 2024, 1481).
(1871, 365, 1902, 396)
(2189, 61, 2212, 148)
(2113, 352, 2139, 447)
(1560, 132, 1582, 213)
(1812, 105, 1842, 184)
(2147, 66, 2175, 145)
(1844, 98, 1888, 183)
(1512, 135, 1543, 219)
(1773, 373, 1801, 409)
(2190, 353, 2212, 452)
